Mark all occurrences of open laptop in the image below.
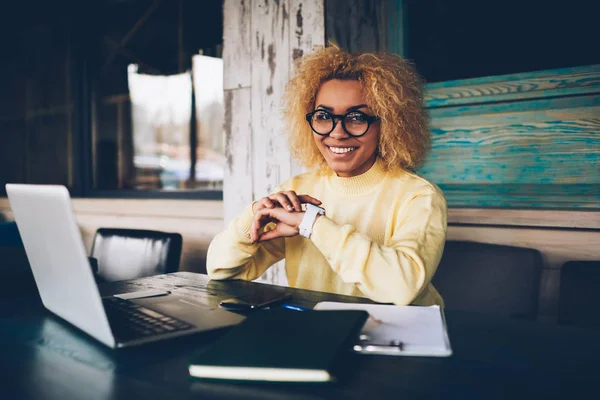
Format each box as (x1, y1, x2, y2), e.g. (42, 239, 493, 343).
(6, 183, 245, 348)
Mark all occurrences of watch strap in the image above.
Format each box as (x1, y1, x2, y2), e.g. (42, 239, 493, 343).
(298, 204, 325, 239)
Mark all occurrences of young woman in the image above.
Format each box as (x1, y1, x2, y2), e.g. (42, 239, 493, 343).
(207, 45, 447, 306)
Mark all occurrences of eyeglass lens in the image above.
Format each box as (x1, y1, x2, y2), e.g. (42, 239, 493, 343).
(310, 110, 370, 136)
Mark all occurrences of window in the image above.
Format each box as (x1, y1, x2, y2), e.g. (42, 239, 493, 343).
(0, 0, 225, 199)
(91, 0, 224, 197)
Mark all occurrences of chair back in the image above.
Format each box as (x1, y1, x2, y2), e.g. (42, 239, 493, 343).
(558, 261, 600, 330)
(90, 228, 182, 282)
(432, 240, 543, 319)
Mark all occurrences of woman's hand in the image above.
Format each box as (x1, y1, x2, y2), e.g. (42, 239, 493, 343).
(250, 207, 307, 243)
(252, 191, 321, 214)
(250, 191, 322, 242)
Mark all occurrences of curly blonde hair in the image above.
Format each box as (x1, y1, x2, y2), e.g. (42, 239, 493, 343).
(283, 44, 430, 171)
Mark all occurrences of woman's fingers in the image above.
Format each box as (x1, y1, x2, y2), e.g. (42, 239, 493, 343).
(284, 191, 303, 212)
(297, 194, 322, 206)
(252, 197, 276, 214)
(250, 213, 261, 242)
(287, 192, 322, 210)
(271, 191, 322, 212)
(253, 208, 303, 242)
(249, 207, 302, 243)
(254, 191, 323, 216)
(266, 198, 276, 208)
(270, 192, 295, 212)
(257, 228, 280, 242)
(250, 210, 271, 242)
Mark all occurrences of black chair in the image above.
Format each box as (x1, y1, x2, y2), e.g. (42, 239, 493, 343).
(90, 228, 183, 282)
(432, 240, 543, 320)
(558, 261, 600, 330)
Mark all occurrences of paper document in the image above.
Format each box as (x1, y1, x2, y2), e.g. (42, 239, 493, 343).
(314, 302, 452, 357)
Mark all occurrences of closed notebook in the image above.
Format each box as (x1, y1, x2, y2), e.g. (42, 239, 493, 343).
(188, 309, 369, 383)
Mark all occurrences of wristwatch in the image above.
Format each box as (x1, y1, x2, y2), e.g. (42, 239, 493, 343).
(298, 204, 325, 239)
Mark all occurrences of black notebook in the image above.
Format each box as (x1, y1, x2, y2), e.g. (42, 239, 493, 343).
(188, 309, 369, 383)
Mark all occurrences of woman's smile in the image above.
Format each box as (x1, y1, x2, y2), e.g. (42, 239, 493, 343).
(327, 145, 358, 155)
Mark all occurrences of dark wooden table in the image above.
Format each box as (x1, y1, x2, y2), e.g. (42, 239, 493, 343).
(1, 271, 599, 399)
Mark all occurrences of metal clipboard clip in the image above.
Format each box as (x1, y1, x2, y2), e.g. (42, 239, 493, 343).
(353, 334, 404, 354)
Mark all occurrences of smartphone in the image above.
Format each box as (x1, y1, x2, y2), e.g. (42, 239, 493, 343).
(219, 291, 292, 311)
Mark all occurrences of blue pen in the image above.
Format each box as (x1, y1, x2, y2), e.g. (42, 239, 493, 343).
(279, 303, 312, 311)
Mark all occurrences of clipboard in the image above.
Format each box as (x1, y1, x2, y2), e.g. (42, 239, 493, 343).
(314, 302, 453, 357)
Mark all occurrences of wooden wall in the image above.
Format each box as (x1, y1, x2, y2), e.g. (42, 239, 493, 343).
(223, 0, 324, 285)
(420, 65, 600, 209)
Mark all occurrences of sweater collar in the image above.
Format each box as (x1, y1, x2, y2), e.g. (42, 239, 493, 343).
(326, 157, 387, 195)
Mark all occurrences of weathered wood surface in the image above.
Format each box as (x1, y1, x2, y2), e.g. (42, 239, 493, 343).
(420, 65, 600, 209)
(433, 184, 599, 209)
(289, 0, 324, 67)
(447, 208, 600, 230)
(223, 88, 253, 225)
(249, 0, 292, 285)
(425, 65, 600, 107)
(223, 0, 254, 225)
(223, 0, 324, 285)
(250, 0, 291, 200)
(223, 0, 252, 90)
(325, 0, 388, 53)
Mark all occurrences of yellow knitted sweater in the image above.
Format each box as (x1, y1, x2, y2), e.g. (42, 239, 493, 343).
(207, 158, 447, 306)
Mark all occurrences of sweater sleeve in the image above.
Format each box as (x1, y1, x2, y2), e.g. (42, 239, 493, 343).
(206, 203, 285, 281)
(309, 191, 447, 305)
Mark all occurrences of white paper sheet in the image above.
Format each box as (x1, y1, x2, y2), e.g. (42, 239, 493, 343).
(314, 302, 452, 357)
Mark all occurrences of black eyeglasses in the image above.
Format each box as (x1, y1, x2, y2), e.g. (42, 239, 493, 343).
(305, 109, 379, 137)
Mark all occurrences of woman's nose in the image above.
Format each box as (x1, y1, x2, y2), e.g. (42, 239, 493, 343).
(329, 118, 350, 139)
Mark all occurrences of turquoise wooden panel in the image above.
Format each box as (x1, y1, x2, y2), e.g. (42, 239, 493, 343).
(419, 65, 600, 209)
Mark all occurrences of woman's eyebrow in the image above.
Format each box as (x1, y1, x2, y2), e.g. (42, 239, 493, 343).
(315, 104, 368, 112)
(346, 104, 368, 111)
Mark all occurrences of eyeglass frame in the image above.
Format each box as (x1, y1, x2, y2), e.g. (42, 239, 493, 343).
(305, 109, 379, 137)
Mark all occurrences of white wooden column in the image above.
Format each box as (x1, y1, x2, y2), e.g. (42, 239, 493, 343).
(223, 0, 324, 285)
(223, 0, 253, 225)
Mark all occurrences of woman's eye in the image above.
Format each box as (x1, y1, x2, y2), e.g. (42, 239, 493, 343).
(315, 111, 331, 120)
(347, 113, 366, 122)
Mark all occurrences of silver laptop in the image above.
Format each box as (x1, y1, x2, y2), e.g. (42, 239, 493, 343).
(6, 183, 245, 348)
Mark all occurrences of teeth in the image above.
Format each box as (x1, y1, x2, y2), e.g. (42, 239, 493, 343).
(329, 147, 356, 154)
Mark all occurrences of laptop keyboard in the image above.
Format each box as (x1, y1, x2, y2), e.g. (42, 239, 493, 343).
(103, 296, 193, 342)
